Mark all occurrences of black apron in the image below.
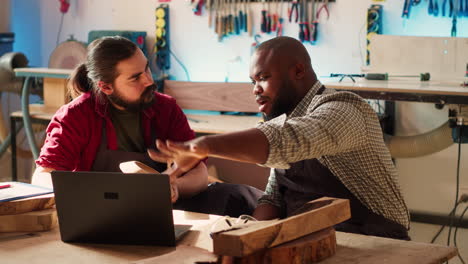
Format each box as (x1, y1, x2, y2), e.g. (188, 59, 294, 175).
(92, 120, 263, 218)
(275, 86, 410, 240)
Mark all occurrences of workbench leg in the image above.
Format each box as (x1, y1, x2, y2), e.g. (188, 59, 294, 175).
(0, 133, 11, 158)
(21, 77, 40, 160)
(10, 116, 17, 181)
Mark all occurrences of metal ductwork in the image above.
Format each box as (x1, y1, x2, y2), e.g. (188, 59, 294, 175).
(384, 121, 454, 158)
(0, 52, 28, 94)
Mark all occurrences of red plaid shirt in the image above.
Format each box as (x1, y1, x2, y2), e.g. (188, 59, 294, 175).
(36, 92, 195, 171)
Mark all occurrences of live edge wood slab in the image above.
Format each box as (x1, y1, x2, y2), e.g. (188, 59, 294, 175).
(212, 197, 351, 257)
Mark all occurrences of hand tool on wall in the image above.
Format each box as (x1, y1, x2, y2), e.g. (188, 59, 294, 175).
(429, 0, 440, 16)
(271, 0, 279, 32)
(316, 0, 329, 20)
(402, 0, 413, 18)
(434, 0, 440, 16)
(261, 0, 268, 33)
(216, 0, 224, 41)
(465, 0, 468, 16)
(310, 0, 318, 44)
(193, 0, 204, 15)
(266, 0, 272, 33)
(289, 0, 300, 23)
(238, 0, 244, 31)
(303, 0, 310, 41)
(207, 0, 214, 27)
(449, 0, 454, 17)
(222, 0, 228, 37)
(276, 0, 285, 36)
(234, 0, 240, 34)
(459, 0, 464, 16)
(442, 0, 447, 16)
(451, 0, 459, 36)
(246, 0, 253, 36)
(299, 0, 306, 42)
(228, 0, 234, 35)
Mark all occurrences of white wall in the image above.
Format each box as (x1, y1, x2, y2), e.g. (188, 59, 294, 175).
(9, 0, 468, 216)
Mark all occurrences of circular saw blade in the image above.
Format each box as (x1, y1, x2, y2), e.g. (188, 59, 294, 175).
(48, 41, 87, 69)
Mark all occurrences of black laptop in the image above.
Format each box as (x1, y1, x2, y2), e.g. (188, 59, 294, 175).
(51, 171, 191, 246)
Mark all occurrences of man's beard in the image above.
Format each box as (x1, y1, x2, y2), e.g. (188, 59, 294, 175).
(264, 80, 296, 121)
(107, 84, 157, 112)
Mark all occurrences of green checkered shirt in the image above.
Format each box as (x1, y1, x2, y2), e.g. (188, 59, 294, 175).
(256, 81, 410, 228)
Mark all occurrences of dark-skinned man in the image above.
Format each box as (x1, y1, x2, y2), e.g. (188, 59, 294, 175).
(149, 36, 411, 240)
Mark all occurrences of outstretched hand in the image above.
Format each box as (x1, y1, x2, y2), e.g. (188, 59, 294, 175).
(147, 138, 209, 178)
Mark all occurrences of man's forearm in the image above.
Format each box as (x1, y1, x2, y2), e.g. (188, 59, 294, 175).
(203, 128, 270, 164)
(252, 203, 281, 220)
(175, 162, 209, 198)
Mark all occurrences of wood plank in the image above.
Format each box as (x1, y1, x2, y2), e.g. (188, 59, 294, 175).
(0, 194, 55, 215)
(0, 208, 57, 232)
(222, 227, 336, 264)
(164, 80, 258, 113)
(322, 232, 458, 264)
(212, 197, 351, 257)
(186, 114, 262, 134)
(119, 161, 160, 174)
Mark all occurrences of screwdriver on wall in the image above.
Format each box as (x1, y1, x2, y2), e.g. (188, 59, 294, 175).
(329, 72, 431, 82)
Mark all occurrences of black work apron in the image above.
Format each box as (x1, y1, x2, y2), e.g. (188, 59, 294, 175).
(275, 86, 410, 240)
(92, 120, 263, 218)
(91, 121, 166, 172)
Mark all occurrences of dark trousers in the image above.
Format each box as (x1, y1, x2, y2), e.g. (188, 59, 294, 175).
(335, 210, 411, 240)
(173, 182, 264, 217)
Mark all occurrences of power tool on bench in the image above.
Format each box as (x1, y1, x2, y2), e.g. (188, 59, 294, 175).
(329, 72, 431, 82)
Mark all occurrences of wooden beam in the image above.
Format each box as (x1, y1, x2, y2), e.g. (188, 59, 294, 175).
(163, 80, 258, 113)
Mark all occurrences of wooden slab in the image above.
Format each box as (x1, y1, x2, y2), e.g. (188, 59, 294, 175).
(221, 227, 336, 264)
(164, 80, 258, 112)
(186, 114, 262, 134)
(0, 208, 58, 232)
(212, 197, 351, 257)
(119, 161, 160, 174)
(0, 194, 55, 215)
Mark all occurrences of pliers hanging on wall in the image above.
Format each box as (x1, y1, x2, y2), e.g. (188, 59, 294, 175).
(289, 0, 300, 23)
(316, 0, 329, 20)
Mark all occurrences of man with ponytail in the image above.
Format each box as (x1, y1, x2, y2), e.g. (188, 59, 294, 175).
(32, 36, 262, 217)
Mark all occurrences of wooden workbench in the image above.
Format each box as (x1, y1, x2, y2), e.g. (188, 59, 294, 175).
(0, 210, 457, 264)
(324, 78, 468, 105)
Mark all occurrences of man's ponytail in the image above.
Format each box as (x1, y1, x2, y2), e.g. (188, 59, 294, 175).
(68, 63, 93, 99)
